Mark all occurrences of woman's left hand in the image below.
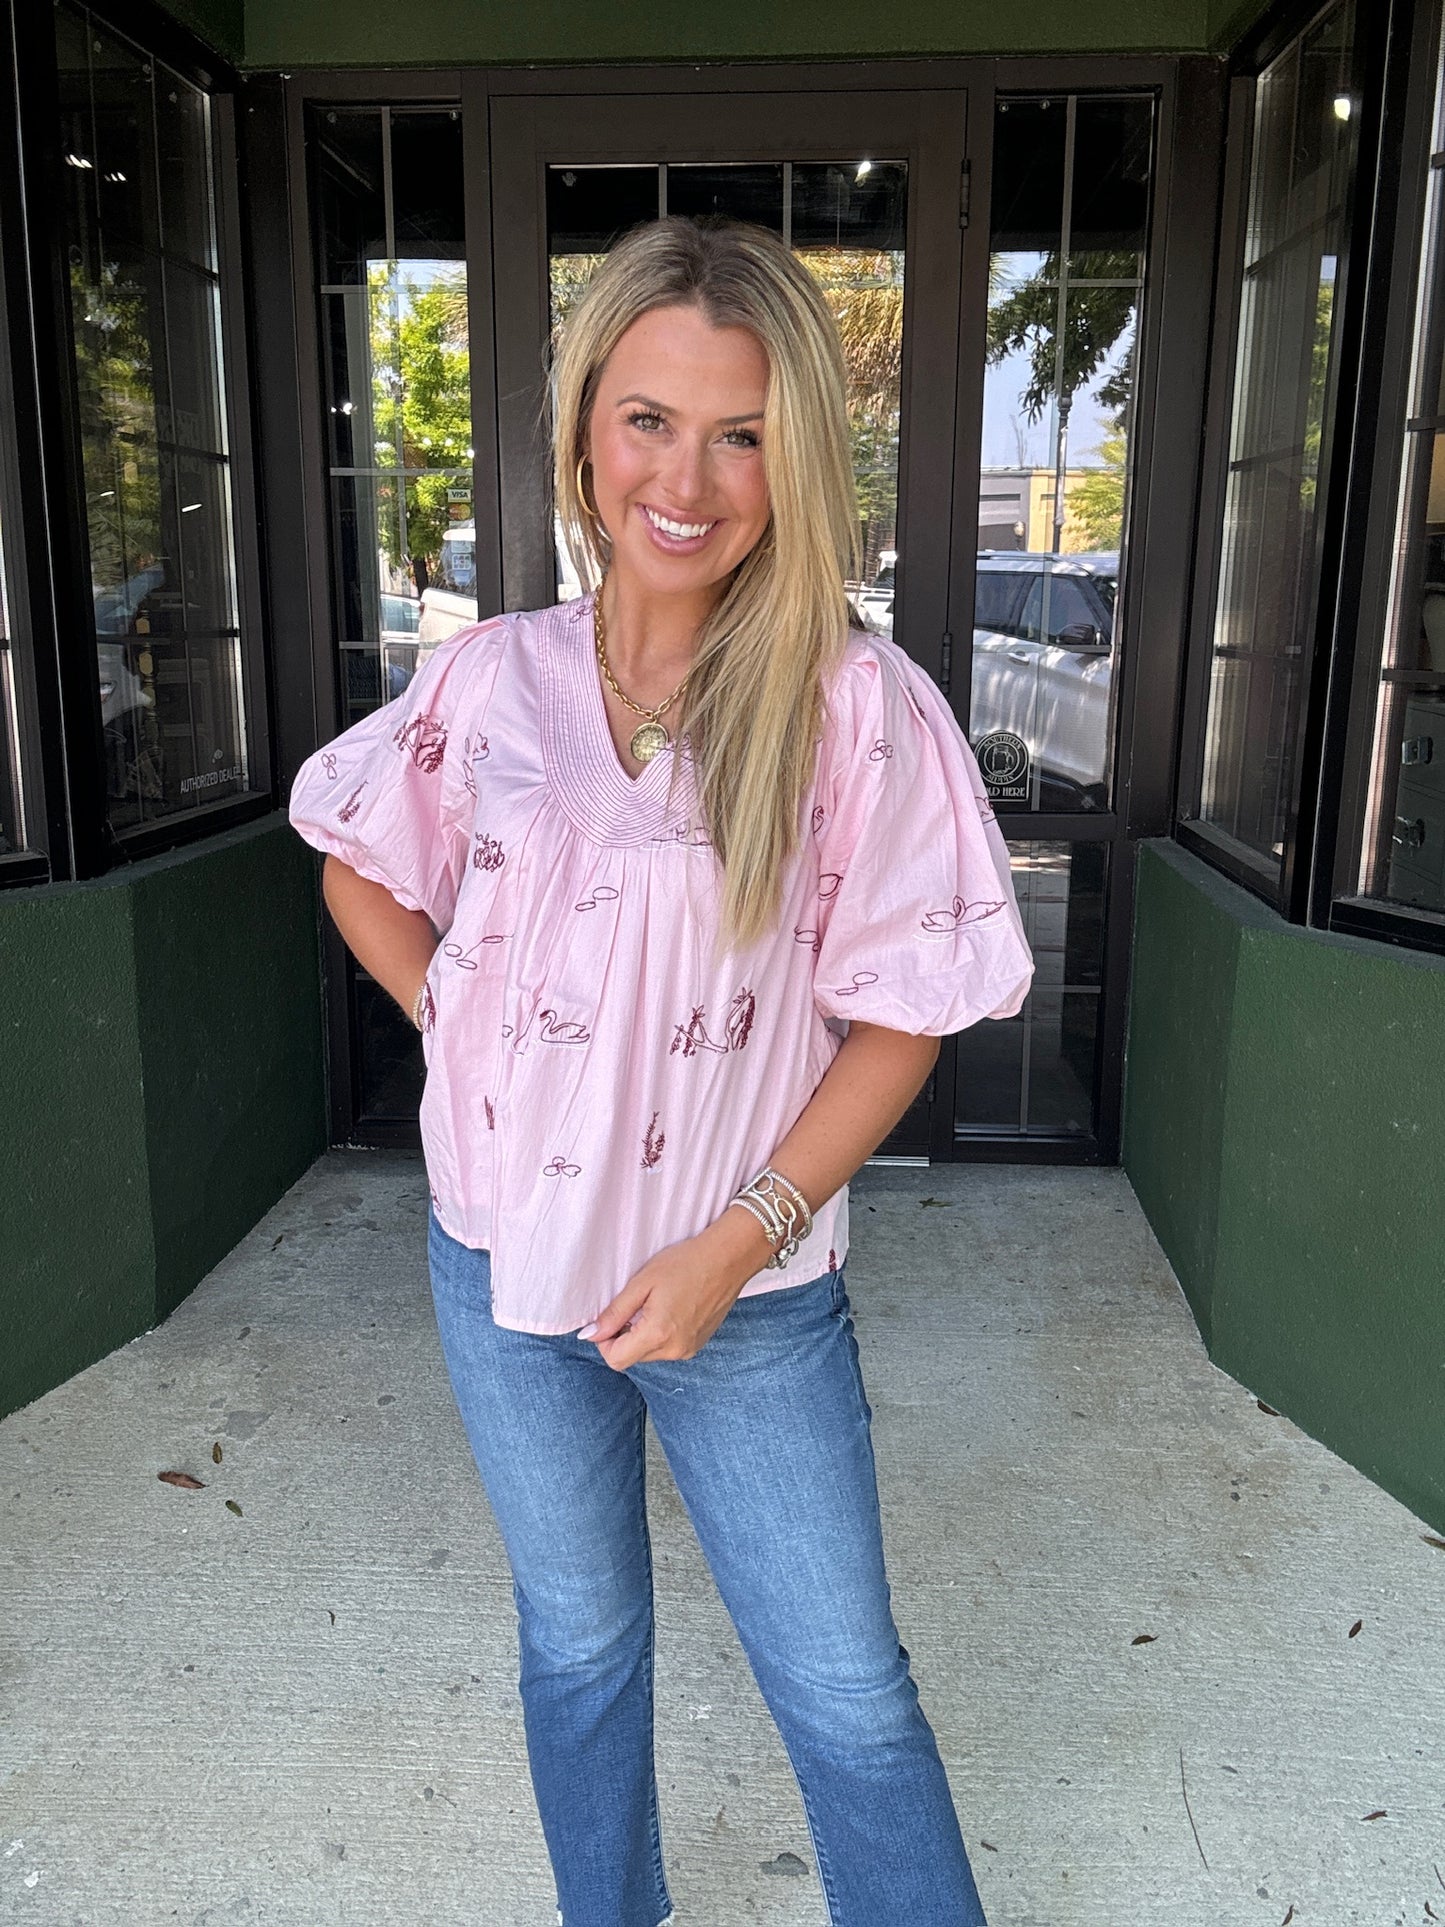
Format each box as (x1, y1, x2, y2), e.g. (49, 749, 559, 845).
(578, 1220, 762, 1370)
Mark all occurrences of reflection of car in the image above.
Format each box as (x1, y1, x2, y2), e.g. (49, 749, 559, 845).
(418, 520, 586, 660)
(969, 550, 1117, 809)
(96, 641, 154, 729)
(419, 525, 478, 653)
(847, 586, 895, 636)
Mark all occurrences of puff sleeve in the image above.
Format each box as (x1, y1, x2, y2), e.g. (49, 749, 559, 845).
(287, 619, 503, 934)
(811, 636, 1035, 1033)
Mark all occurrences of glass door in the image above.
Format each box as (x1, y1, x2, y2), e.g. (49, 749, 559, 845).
(487, 89, 968, 1157)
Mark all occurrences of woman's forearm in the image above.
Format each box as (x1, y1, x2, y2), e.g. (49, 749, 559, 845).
(701, 1019, 941, 1282)
(321, 855, 439, 1023)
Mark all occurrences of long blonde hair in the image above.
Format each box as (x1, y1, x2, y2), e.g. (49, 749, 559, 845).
(546, 216, 862, 956)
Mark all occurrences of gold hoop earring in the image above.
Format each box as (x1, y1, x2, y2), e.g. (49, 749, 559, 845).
(575, 454, 599, 523)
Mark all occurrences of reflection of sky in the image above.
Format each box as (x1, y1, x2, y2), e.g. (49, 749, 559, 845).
(981, 253, 1136, 470)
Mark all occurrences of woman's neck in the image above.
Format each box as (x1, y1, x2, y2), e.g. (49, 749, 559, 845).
(598, 565, 724, 692)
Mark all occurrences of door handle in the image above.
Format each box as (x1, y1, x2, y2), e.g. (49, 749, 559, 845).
(1007, 646, 1032, 664)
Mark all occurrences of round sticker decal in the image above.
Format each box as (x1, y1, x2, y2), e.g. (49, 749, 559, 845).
(973, 729, 1030, 800)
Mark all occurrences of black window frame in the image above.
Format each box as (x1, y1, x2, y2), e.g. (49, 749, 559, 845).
(1176, 0, 1445, 961)
(0, 0, 273, 890)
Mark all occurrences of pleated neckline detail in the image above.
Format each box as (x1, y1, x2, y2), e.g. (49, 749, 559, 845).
(538, 592, 702, 848)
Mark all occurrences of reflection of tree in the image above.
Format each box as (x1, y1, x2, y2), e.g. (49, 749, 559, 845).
(71, 259, 163, 597)
(1067, 425, 1127, 550)
(987, 249, 1135, 550)
(369, 265, 471, 588)
(1300, 278, 1334, 511)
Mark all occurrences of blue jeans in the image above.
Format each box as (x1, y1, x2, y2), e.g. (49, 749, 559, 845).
(426, 1202, 990, 1927)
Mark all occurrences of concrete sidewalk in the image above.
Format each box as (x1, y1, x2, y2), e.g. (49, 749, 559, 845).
(2, 1151, 1442, 1926)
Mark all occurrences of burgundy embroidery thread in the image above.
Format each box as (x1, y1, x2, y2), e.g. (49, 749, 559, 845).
(484, 1095, 494, 1131)
(338, 781, 367, 823)
(920, 895, 1005, 934)
(831, 971, 880, 998)
(393, 712, 447, 773)
(473, 832, 504, 872)
(543, 1155, 581, 1177)
(642, 1112, 665, 1169)
(668, 986, 755, 1057)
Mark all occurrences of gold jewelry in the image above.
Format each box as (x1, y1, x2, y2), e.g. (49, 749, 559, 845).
(593, 572, 691, 766)
(575, 453, 602, 525)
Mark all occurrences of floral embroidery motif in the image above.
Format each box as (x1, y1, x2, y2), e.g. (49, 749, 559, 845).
(444, 932, 509, 968)
(473, 832, 505, 872)
(818, 871, 843, 902)
(867, 739, 895, 761)
(484, 1095, 494, 1131)
(543, 1155, 581, 1177)
(419, 980, 436, 1033)
(320, 751, 338, 781)
(830, 971, 880, 998)
(642, 1112, 665, 1169)
(794, 925, 821, 953)
(393, 712, 447, 773)
(338, 781, 367, 823)
(575, 884, 620, 912)
(828, 1247, 838, 1272)
(669, 987, 756, 1057)
(920, 894, 1005, 935)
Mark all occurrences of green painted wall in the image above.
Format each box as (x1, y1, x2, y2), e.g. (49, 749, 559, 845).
(161, 0, 244, 65)
(241, 0, 1222, 70)
(0, 815, 327, 1417)
(1123, 839, 1445, 1535)
(160, 0, 1275, 73)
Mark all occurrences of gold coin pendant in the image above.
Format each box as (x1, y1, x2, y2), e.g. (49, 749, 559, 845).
(629, 720, 669, 764)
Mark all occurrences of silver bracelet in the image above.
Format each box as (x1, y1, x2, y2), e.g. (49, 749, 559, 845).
(731, 1166, 814, 1270)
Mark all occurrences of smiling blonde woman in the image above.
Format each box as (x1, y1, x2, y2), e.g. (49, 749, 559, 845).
(289, 213, 1034, 1927)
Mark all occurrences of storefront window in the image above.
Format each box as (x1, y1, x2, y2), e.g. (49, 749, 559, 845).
(55, 3, 252, 836)
(974, 93, 1154, 816)
(1355, 18, 1445, 917)
(1194, 0, 1361, 887)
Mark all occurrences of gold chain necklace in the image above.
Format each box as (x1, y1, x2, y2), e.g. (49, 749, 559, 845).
(593, 575, 691, 766)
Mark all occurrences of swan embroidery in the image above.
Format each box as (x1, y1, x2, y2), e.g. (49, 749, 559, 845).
(920, 895, 1005, 935)
(642, 1112, 665, 1169)
(394, 712, 447, 773)
(669, 986, 756, 1057)
(338, 781, 367, 823)
(473, 832, 505, 872)
(511, 1003, 591, 1052)
(543, 1155, 581, 1178)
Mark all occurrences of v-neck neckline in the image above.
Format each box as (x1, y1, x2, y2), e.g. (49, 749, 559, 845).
(539, 596, 700, 847)
(581, 590, 678, 793)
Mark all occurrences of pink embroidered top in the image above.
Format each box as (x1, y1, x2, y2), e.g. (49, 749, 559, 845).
(287, 591, 1036, 1334)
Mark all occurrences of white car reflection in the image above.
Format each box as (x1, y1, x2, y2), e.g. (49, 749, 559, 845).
(969, 550, 1117, 808)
